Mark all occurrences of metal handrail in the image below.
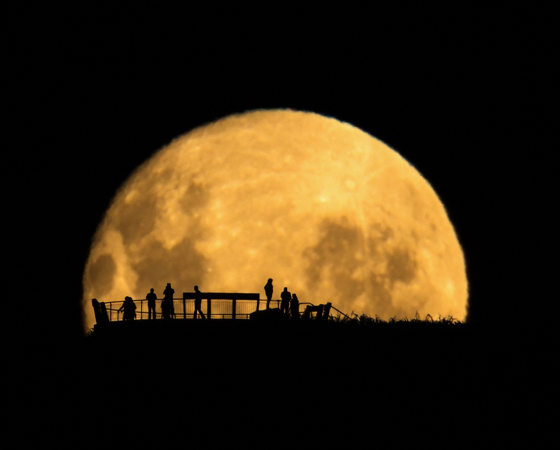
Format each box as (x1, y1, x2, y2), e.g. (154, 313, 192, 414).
(330, 305, 352, 321)
(99, 298, 347, 322)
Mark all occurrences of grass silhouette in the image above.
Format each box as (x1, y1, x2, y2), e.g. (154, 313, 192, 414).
(22, 312, 553, 446)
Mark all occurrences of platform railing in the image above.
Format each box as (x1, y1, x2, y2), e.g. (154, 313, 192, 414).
(103, 298, 283, 322)
(99, 298, 349, 322)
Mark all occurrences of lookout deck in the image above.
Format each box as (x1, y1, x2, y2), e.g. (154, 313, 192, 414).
(92, 293, 348, 326)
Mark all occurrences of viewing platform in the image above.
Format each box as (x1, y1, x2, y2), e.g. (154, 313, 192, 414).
(91, 292, 349, 329)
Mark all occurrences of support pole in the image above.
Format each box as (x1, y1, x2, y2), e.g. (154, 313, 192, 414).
(232, 298, 236, 320)
(207, 298, 212, 320)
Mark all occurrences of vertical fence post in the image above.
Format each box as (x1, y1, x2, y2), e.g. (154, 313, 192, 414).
(183, 297, 186, 320)
(232, 298, 236, 320)
(207, 298, 212, 320)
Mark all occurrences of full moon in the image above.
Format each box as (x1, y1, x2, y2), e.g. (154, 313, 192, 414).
(83, 110, 467, 330)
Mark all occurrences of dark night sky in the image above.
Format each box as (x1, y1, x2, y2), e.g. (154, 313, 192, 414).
(9, 5, 555, 340)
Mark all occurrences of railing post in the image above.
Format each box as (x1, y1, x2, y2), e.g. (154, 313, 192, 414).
(207, 298, 212, 320)
(232, 298, 236, 320)
(183, 298, 186, 320)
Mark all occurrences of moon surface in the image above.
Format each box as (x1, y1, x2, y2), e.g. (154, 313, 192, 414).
(83, 109, 467, 330)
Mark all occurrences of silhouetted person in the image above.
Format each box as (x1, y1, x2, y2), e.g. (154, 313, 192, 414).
(99, 302, 109, 324)
(161, 298, 170, 320)
(162, 283, 175, 320)
(118, 296, 137, 321)
(280, 287, 291, 317)
(146, 288, 157, 320)
(193, 285, 206, 319)
(290, 293, 300, 319)
(264, 278, 273, 310)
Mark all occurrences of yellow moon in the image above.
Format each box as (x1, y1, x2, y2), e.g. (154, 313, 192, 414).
(83, 110, 467, 329)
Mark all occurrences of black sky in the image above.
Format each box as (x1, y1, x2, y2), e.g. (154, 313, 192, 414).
(9, 5, 555, 340)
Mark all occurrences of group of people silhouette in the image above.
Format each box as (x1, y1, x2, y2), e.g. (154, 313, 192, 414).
(118, 282, 178, 321)
(116, 283, 207, 321)
(264, 278, 300, 319)
(115, 278, 301, 321)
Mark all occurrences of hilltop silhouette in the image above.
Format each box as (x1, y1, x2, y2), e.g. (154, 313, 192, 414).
(16, 304, 557, 448)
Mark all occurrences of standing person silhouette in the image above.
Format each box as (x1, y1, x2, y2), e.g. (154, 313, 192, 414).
(162, 283, 175, 320)
(264, 278, 273, 310)
(119, 296, 136, 321)
(146, 288, 157, 320)
(161, 298, 169, 320)
(290, 293, 300, 319)
(280, 287, 291, 317)
(193, 285, 205, 319)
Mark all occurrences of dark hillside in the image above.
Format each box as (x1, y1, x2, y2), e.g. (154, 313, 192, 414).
(85, 322, 506, 412)
(17, 317, 555, 446)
